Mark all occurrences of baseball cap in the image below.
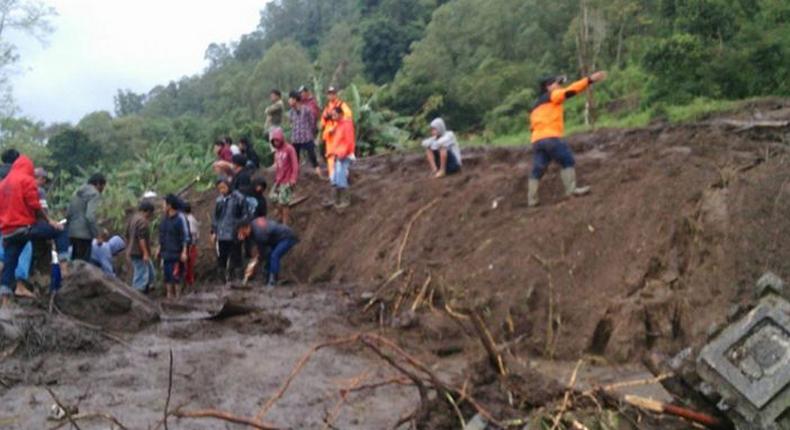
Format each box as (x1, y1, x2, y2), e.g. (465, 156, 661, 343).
(326, 86, 338, 94)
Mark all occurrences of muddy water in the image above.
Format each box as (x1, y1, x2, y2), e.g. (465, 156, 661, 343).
(0, 286, 417, 429)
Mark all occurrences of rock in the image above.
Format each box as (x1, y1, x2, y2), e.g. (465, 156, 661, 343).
(55, 261, 159, 332)
(464, 414, 487, 430)
(756, 272, 785, 299)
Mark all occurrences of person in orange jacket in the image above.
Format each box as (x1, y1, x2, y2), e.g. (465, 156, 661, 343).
(320, 86, 353, 179)
(327, 106, 356, 209)
(527, 71, 607, 207)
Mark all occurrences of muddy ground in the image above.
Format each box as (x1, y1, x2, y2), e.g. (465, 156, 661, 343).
(1, 99, 789, 429)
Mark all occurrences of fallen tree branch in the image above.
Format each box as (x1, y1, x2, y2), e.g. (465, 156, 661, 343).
(470, 310, 508, 376)
(164, 349, 173, 430)
(45, 388, 82, 430)
(49, 412, 129, 430)
(396, 198, 440, 271)
(173, 409, 281, 430)
(550, 359, 584, 430)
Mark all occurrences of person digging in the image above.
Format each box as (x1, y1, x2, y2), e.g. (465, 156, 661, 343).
(527, 71, 607, 207)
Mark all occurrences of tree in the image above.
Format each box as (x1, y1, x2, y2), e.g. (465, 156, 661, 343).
(245, 41, 312, 118)
(204, 42, 232, 70)
(317, 23, 363, 89)
(113, 89, 145, 117)
(0, 0, 57, 113)
(48, 128, 102, 175)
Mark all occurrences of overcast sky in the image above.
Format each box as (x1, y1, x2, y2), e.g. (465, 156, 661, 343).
(7, 0, 268, 124)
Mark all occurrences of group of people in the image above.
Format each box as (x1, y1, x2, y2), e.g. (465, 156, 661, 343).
(0, 71, 606, 306)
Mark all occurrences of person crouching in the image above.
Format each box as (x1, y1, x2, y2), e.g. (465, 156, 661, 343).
(248, 217, 298, 288)
(422, 118, 462, 178)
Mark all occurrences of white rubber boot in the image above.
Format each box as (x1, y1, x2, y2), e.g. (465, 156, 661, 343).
(561, 168, 590, 197)
(528, 179, 540, 207)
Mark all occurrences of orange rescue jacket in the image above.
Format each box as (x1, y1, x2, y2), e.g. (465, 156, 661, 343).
(529, 77, 591, 143)
(329, 118, 356, 159)
(320, 99, 353, 151)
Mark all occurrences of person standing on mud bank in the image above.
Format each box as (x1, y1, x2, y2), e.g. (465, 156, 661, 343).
(288, 90, 321, 177)
(269, 127, 299, 225)
(158, 195, 187, 299)
(213, 140, 234, 177)
(299, 85, 321, 132)
(247, 217, 299, 288)
(265, 89, 286, 130)
(422, 118, 462, 178)
(67, 173, 106, 261)
(527, 72, 607, 207)
(0, 153, 70, 307)
(126, 200, 155, 293)
(181, 203, 200, 290)
(238, 137, 260, 170)
(327, 106, 356, 208)
(230, 154, 255, 195)
(211, 178, 249, 282)
(320, 86, 353, 179)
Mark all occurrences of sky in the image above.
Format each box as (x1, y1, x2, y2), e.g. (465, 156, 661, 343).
(7, 0, 269, 124)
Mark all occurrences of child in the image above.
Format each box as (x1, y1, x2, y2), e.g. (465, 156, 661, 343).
(126, 200, 155, 293)
(248, 217, 299, 288)
(158, 195, 187, 299)
(422, 118, 462, 178)
(91, 229, 126, 276)
(212, 139, 234, 177)
(268, 127, 299, 225)
(327, 106, 356, 208)
(182, 203, 200, 290)
(211, 179, 249, 282)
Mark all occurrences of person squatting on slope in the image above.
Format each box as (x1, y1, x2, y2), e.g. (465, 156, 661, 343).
(327, 106, 356, 208)
(212, 178, 250, 282)
(320, 86, 353, 179)
(0, 154, 70, 307)
(527, 72, 607, 207)
(288, 90, 321, 176)
(268, 127, 299, 225)
(67, 173, 106, 261)
(244, 217, 298, 288)
(158, 194, 187, 299)
(422, 118, 462, 178)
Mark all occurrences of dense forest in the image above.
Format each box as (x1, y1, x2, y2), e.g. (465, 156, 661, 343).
(1, 0, 788, 222)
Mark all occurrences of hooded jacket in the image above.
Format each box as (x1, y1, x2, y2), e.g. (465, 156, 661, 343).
(0, 156, 42, 235)
(271, 128, 299, 186)
(67, 183, 102, 240)
(91, 236, 126, 276)
(422, 118, 463, 166)
(329, 117, 356, 159)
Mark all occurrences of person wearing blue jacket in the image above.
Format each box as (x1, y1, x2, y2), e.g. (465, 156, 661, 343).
(90, 232, 126, 277)
(158, 195, 187, 299)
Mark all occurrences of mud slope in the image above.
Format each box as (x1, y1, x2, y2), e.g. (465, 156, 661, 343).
(188, 100, 790, 363)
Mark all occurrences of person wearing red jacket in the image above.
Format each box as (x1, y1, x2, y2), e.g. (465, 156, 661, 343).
(268, 127, 299, 225)
(0, 153, 69, 306)
(327, 106, 356, 209)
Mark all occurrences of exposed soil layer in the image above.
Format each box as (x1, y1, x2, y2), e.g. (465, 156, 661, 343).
(0, 101, 787, 429)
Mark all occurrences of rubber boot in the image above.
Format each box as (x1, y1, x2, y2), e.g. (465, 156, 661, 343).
(527, 179, 540, 207)
(267, 273, 278, 288)
(560, 168, 590, 197)
(323, 188, 339, 209)
(335, 189, 350, 209)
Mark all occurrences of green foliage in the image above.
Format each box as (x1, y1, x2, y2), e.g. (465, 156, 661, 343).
(0, 117, 50, 165)
(48, 128, 102, 176)
(247, 41, 312, 117)
(113, 90, 145, 117)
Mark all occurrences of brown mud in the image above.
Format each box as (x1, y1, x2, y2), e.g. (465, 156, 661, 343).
(1, 99, 789, 429)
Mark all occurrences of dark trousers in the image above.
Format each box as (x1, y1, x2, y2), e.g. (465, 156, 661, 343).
(1, 222, 70, 294)
(531, 138, 575, 179)
(294, 141, 319, 168)
(268, 238, 297, 276)
(71, 238, 93, 261)
(432, 150, 461, 175)
(217, 240, 242, 274)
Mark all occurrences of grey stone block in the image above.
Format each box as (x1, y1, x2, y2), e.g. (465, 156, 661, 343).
(756, 272, 785, 299)
(697, 292, 790, 429)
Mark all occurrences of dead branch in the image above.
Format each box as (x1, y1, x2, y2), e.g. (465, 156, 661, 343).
(323, 370, 372, 430)
(254, 334, 362, 422)
(362, 269, 405, 312)
(164, 349, 173, 430)
(49, 412, 129, 430)
(45, 387, 82, 430)
(410, 274, 432, 312)
(173, 409, 280, 430)
(396, 198, 440, 271)
(470, 310, 508, 376)
(550, 359, 584, 430)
